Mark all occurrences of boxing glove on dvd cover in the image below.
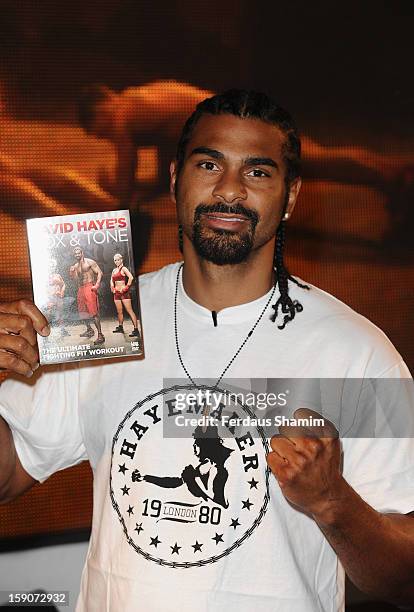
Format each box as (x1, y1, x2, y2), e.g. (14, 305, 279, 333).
(26, 210, 144, 364)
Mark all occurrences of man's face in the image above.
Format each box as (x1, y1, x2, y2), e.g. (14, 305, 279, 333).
(74, 247, 83, 260)
(170, 114, 300, 265)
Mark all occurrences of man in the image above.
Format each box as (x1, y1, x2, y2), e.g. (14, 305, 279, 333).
(78, 80, 213, 204)
(69, 246, 105, 345)
(0, 90, 413, 611)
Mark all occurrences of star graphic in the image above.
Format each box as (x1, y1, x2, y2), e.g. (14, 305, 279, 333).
(150, 535, 161, 548)
(248, 477, 258, 489)
(121, 485, 130, 496)
(212, 533, 224, 545)
(134, 523, 143, 535)
(230, 518, 241, 529)
(127, 505, 134, 516)
(242, 498, 253, 511)
(170, 542, 181, 555)
(118, 463, 128, 475)
(192, 541, 203, 553)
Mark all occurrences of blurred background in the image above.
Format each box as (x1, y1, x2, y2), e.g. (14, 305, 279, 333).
(0, 1, 413, 610)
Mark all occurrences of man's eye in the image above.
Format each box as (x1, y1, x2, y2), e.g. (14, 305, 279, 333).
(248, 168, 269, 177)
(198, 161, 218, 171)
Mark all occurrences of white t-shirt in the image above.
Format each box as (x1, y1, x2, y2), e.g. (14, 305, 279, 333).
(1, 262, 413, 612)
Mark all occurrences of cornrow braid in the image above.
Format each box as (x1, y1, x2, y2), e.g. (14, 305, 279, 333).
(175, 89, 301, 192)
(271, 220, 310, 329)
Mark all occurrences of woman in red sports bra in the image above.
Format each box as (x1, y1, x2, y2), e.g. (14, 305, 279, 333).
(110, 254, 140, 338)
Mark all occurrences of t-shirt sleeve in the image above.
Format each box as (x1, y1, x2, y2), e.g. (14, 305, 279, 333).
(0, 364, 87, 483)
(342, 361, 414, 514)
(342, 438, 414, 514)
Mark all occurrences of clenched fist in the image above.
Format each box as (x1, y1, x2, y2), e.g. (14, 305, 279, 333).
(0, 300, 49, 377)
(267, 408, 343, 519)
(131, 469, 144, 482)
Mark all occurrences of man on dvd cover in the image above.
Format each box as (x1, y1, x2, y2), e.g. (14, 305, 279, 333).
(69, 246, 105, 345)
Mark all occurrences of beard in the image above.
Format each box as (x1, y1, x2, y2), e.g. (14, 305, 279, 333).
(191, 202, 259, 265)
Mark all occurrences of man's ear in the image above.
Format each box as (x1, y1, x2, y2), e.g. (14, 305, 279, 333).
(170, 161, 178, 204)
(284, 177, 301, 220)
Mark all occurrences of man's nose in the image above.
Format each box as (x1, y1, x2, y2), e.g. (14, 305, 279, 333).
(212, 169, 247, 203)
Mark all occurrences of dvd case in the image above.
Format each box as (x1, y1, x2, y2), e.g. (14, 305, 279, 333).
(26, 210, 144, 364)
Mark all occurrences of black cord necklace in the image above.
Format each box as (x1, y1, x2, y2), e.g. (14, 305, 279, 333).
(174, 263, 276, 389)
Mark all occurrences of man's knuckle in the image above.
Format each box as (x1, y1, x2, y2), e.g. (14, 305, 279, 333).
(266, 453, 279, 470)
(3, 353, 19, 368)
(17, 298, 30, 310)
(295, 454, 307, 469)
(14, 336, 27, 353)
(20, 314, 32, 328)
(306, 439, 322, 455)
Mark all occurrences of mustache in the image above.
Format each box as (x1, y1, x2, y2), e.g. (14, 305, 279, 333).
(194, 202, 259, 225)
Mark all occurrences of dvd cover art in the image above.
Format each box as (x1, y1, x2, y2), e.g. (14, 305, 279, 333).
(26, 210, 144, 364)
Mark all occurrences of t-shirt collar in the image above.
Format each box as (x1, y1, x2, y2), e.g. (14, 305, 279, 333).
(177, 267, 277, 325)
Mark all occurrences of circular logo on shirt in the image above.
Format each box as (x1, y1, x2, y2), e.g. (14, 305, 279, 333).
(110, 384, 270, 568)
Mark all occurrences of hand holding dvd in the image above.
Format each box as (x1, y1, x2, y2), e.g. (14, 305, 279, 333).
(0, 299, 50, 377)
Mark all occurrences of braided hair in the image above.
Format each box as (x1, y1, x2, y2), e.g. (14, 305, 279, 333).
(272, 220, 309, 329)
(176, 89, 310, 329)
